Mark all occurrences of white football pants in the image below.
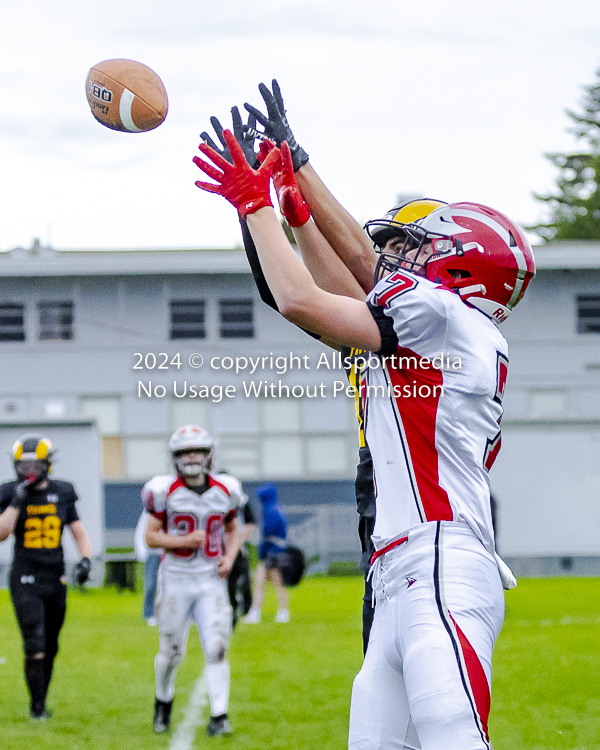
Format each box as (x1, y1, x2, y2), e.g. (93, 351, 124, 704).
(349, 521, 504, 750)
(154, 566, 232, 716)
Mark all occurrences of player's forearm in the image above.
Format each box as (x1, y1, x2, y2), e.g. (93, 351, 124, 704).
(70, 520, 93, 558)
(246, 208, 333, 330)
(292, 220, 366, 300)
(247, 208, 381, 350)
(242, 524, 256, 544)
(0, 506, 19, 542)
(223, 528, 241, 563)
(296, 163, 377, 292)
(146, 529, 197, 549)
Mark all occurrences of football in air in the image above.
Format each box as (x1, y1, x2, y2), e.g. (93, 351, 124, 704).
(85, 59, 168, 133)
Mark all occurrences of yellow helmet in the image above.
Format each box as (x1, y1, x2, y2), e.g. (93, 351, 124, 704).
(12, 434, 54, 483)
(365, 198, 447, 248)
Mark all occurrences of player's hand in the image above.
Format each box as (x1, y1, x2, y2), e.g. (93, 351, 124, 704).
(186, 529, 207, 548)
(200, 108, 259, 169)
(73, 556, 91, 585)
(194, 129, 281, 218)
(244, 79, 309, 172)
(266, 140, 311, 228)
(10, 476, 35, 508)
(216, 555, 234, 579)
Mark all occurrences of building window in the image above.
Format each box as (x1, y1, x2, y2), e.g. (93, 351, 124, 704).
(170, 300, 206, 339)
(125, 438, 170, 479)
(528, 389, 568, 419)
(101, 436, 125, 479)
(577, 295, 600, 333)
(38, 301, 73, 340)
(219, 299, 254, 338)
(79, 396, 122, 435)
(0, 303, 25, 342)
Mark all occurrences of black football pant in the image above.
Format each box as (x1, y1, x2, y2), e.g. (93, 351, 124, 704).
(10, 571, 67, 712)
(227, 552, 252, 627)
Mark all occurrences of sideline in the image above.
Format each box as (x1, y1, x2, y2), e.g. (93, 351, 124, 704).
(169, 674, 209, 750)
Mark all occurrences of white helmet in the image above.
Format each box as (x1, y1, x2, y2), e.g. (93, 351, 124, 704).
(168, 424, 214, 478)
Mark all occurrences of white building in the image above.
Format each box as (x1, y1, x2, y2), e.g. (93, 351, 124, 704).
(0, 239, 598, 575)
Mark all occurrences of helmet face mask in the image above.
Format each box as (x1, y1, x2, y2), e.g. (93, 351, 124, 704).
(365, 198, 449, 283)
(168, 425, 214, 481)
(172, 448, 212, 478)
(369, 202, 536, 323)
(372, 223, 454, 283)
(12, 434, 54, 485)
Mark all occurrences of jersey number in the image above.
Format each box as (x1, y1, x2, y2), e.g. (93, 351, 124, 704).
(205, 515, 224, 559)
(374, 271, 417, 306)
(483, 351, 509, 472)
(171, 513, 197, 559)
(23, 516, 61, 549)
(169, 513, 224, 559)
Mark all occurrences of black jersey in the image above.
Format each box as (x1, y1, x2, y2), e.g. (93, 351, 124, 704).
(0, 479, 79, 575)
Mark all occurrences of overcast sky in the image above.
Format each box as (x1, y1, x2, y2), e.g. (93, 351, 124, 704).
(0, 0, 599, 251)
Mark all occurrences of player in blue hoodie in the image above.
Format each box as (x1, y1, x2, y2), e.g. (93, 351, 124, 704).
(243, 483, 289, 623)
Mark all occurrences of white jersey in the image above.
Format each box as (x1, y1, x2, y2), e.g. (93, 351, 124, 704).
(143, 473, 243, 575)
(365, 269, 508, 555)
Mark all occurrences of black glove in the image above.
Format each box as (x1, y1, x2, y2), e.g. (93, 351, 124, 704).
(10, 480, 31, 508)
(200, 107, 259, 168)
(244, 79, 309, 172)
(73, 557, 91, 585)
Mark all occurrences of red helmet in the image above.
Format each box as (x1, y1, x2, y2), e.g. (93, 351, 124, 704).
(370, 202, 536, 323)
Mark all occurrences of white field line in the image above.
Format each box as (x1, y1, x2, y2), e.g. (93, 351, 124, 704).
(169, 674, 209, 750)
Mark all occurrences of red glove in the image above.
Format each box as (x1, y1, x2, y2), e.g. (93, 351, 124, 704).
(259, 140, 311, 228)
(194, 129, 280, 218)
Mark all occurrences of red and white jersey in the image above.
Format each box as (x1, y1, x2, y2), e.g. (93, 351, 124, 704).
(365, 270, 509, 555)
(143, 473, 243, 575)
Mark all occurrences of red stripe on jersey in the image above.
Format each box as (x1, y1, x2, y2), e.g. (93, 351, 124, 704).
(450, 614, 491, 743)
(385, 348, 452, 522)
(208, 474, 231, 496)
(143, 488, 156, 513)
(168, 477, 187, 496)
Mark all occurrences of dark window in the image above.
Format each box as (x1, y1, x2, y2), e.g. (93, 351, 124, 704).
(170, 300, 206, 340)
(0, 304, 25, 342)
(577, 295, 600, 333)
(219, 299, 254, 339)
(38, 301, 74, 341)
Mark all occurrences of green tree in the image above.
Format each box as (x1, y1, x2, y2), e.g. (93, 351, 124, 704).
(531, 67, 600, 242)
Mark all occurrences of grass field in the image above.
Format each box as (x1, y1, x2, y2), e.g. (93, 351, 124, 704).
(1, 575, 600, 749)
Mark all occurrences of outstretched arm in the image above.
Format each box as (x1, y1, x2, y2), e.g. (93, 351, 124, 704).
(193, 129, 381, 351)
(296, 163, 377, 293)
(244, 80, 377, 293)
(246, 206, 379, 349)
(263, 137, 366, 300)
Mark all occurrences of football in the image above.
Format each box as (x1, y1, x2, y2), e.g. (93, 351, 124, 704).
(85, 59, 168, 133)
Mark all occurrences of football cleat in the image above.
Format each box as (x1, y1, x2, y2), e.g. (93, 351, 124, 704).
(206, 714, 232, 737)
(243, 607, 260, 624)
(153, 698, 173, 733)
(275, 609, 290, 623)
(30, 704, 52, 720)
